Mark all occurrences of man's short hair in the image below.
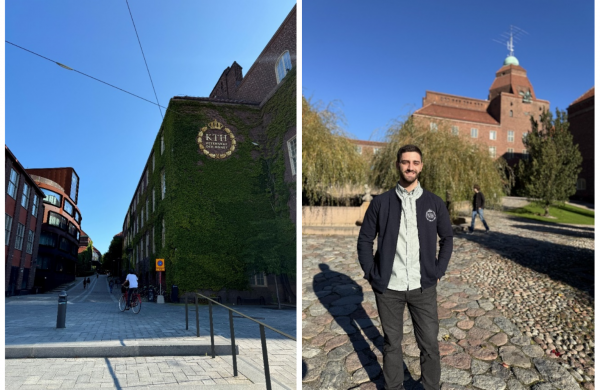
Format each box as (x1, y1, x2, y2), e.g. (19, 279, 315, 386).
(397, 144, 423, 162)
(473, 184, 480, 191)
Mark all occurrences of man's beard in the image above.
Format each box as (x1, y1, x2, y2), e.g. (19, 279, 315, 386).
(400, 170, 419, 184)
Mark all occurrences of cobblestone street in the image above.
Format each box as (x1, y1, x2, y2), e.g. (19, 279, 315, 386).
(302, 209, 594, 389)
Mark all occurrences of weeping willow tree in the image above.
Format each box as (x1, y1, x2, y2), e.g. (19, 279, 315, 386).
(302, 96, 367, 205)
(370, 116, 512, 218)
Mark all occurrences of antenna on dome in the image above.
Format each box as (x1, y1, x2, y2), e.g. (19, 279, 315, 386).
(493, 25, 528, 57)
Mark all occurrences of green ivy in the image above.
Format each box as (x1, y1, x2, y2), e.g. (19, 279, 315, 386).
(128, 68, 296, 295)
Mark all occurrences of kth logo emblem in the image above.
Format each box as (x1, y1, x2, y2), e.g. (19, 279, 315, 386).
(426, 209, 436, 222)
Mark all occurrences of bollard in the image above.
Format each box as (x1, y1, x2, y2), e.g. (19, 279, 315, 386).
(56, 291, 67, 328)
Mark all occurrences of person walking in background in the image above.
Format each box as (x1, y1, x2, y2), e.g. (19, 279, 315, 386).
(83, 278, 87, 289)
(86, 277, 91, 287)
(357, 144, 454, 390)
(467, 184, 490, 234)
(109, 279, 114, 293)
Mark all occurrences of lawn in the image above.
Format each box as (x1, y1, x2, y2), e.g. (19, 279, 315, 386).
(505, 202, 595, 225)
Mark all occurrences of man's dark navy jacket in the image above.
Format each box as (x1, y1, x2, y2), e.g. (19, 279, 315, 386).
(357, 187, 453, 294)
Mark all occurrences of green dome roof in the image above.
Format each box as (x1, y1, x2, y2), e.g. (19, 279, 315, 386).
(504, 56, 519, 66)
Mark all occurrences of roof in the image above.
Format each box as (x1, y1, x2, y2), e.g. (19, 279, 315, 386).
(570, 87, 594, 106)
(413, 103, 499, 125)
(5, 145, 45, 196)
(349, 139, 388, 147)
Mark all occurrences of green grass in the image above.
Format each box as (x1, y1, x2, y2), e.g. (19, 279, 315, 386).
(505, 203, 594, 225)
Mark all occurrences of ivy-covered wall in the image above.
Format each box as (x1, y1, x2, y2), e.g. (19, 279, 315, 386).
(124, 68, 296, 300)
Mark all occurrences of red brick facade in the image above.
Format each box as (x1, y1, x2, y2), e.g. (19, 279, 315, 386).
(567, 87, 594, 203)
(5, 146, 45, 296)
(413, 62, 550, 165)
(210, 6, 296, 105)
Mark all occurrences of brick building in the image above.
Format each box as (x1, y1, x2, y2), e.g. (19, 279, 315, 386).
(350, 139, 387, 161)
(122, 6, 296, 305)
(567, 87, 594, 203)
(25, 167, 82, 291)
(413, 54, 550, 165)
(5, 146, 45, 296)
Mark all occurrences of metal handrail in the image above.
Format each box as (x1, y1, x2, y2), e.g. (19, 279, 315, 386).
(185, 292, 296, 390)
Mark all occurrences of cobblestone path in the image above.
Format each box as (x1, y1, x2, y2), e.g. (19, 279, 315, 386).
(302, 210, 594, 390)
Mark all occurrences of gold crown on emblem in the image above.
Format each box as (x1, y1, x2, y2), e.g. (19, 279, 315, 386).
(208, 120, 224, 130)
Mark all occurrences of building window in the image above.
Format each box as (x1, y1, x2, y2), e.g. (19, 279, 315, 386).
(162, 219, 165, 248)
(152, 152, 155, 172)
(161, 134, 165, 155)
(75, 210, 81, 224)
(489, 131, 496, 141)
(70, 172, 78, 203)
(430, 122, 438, 132)
(507, 148, 514, 159)
(249, 271, 267, 287)
(522, 132, 528, 142)
(32, 195, 39, 216)
(356, 146, 362, 155)
(59, 237, 70, 252)
(7, 169, 19, 199)
(577, 178, 587, 190)
(15, 223, 25, 251)
(509, 110, 513, 117)
(48, 212, 68, 230)
(451, 126, 459, 135)
(6, 214, 13, 245)
(522, 150, 529, 161)
(161, 170, 166, 200)
(275, 50, 292, 84)
(68, 222, 78, 238)
(64, 200, 74, 216)
(508, 131, 515, 143)
(489, 146, 496, 158)
(146, 232, 149, 257)
(287, 136, 296, 176)
(471, 128, 478, 138)
(26, 230, 35, 254)
(152, 226, 155, 253)
(21, 183, 30, 209)
(152, 189, 155, 212)
(42, 188, 62, 207)
(141, 207, 144, 228)
(373, 148, 380, 155)
(40, 232, 57, 247)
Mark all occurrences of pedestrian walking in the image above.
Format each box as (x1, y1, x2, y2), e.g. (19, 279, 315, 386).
(357, 144, 453, 390)
(109, 279, 114, 293)
(86, 277, 91, 287)
(467, 184, 490, 233)
(83, 278, 87, 289)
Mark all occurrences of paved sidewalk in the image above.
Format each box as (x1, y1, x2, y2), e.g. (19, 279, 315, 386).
(5, 275, 296, 389)
(302, 210, 594, 389)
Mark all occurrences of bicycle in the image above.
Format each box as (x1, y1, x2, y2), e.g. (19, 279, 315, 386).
(118, 288, 142, 314)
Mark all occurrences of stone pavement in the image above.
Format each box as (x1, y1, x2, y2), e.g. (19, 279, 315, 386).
(5, 274, 296, 389)
(302, 209, 594, 389)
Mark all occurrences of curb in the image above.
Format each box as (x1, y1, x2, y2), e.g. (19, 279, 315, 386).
(6, 337, 239, 359)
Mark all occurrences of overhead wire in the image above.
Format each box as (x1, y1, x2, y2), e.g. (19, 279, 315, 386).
(124, 0, 163, 119)
(5, 40, 189, 118)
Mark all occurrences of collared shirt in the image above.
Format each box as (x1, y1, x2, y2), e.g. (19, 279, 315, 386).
(388, 181, 423, 291)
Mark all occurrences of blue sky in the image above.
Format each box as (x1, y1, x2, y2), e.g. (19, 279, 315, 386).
(5, 1, 297, 254)
(302, 1, 594, 142)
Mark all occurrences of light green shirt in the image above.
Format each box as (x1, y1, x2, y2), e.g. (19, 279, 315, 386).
(388, 181, 422, 291)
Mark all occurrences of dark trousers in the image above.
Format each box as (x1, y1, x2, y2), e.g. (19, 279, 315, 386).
(375, 285, 440, 390)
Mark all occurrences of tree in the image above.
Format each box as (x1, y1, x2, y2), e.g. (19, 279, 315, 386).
(77, 241, 93, 276)
(102, 235, 123, 276)
(302, 96, 367, 205)
(370, 116, 510, 218)
(517, 108, 582, 216)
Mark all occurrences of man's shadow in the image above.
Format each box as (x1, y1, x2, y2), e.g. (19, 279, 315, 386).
(312, 263, 423, 389)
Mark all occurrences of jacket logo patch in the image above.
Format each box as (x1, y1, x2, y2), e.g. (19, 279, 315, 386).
(426, 209, 436, 222)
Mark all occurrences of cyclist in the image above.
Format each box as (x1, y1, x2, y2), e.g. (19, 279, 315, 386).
(125, 269, 138, 310)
